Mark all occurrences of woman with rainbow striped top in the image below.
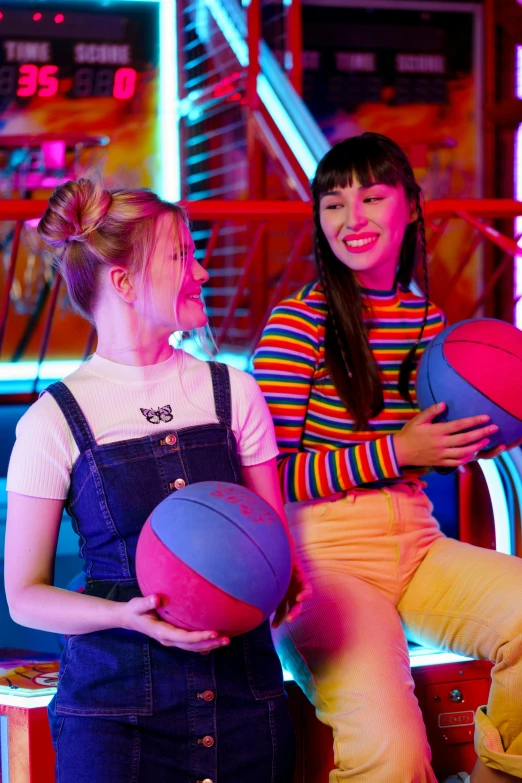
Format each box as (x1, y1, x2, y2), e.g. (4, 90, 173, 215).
(253, 133, 522, 783)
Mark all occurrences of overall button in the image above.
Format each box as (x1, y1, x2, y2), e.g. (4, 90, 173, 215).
(170, 478, 186, 490)
(164, 434, 177, 446)
(197, 690, 215, 702)
(197, 735, 215, 748)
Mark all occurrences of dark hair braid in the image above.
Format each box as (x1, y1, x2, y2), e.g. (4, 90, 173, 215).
(398, 187, 429, 402)
(315, 237, 353, 379)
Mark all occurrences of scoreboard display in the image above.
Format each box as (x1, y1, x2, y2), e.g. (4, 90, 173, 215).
(0, 1, 160, 190)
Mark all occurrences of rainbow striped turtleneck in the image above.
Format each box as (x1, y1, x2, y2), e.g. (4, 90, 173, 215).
(253, 280, 445, 503)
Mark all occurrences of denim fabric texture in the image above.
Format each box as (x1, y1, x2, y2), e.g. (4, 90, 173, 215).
(45, 362, 295, 783)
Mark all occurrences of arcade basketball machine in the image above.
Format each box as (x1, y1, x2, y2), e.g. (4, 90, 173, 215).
(0, 0, 176, 376)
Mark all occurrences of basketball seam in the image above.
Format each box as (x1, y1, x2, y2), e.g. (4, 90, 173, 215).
(140, 526, 264, 625)
(425, 343, 448, 422)
(446, 338, 522, 363)
(152, 498, 286, 594)
(440, 344, 521, 421)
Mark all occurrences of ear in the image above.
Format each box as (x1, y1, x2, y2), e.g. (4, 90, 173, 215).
(408, 190, 422, 224)
(107, 266, 136, 304)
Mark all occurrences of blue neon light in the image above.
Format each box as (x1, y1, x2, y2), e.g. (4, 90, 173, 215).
(159, 0, 181, 201)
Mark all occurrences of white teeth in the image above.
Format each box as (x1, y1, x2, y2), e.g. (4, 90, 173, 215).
(344, 236, 377, 248)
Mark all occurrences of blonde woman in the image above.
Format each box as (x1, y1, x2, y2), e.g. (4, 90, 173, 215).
(5, 179, 309, 783)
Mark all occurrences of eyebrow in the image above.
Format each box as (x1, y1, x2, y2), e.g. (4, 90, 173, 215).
(320, 182, 389, 198)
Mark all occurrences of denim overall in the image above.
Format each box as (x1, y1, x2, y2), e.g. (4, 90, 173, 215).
(45, 362, 295, 783)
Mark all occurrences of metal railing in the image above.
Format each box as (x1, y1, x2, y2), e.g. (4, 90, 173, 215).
(1, 197, 522, 404)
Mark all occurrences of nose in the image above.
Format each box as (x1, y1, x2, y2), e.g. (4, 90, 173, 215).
(343, 201, 367, 232)
(192, 257, 209, 284)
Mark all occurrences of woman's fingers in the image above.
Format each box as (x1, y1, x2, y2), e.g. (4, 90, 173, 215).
(441, 443, 489, 461)
(437, 415, 491, 435)
(414, 402, 446, 424)
(443, 425, 497, 447)
(129, 596, 230, 650)
(155, 624, 230, 650)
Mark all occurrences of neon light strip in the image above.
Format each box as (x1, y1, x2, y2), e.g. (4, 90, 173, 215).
(0, 716, 7, 781)
(159, 0, 180, 201)
(282, 649, 472, 681)
(478, 458, 513, 555)
(257, 74, 317, 179)
(203, 0, 321, 179)
(0, 351, 249, 382)
(515, 45, 522, 328)
(0, 360, 82, 381)
(204, 0, 248, 66)
(0, 693, 55, 709)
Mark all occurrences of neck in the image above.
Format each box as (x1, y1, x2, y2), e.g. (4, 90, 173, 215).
(94, 301, 174, 367)
(355, 265, 397, 291)
(96, 340, 174, 367)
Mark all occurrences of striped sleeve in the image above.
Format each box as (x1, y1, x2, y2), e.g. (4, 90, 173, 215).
(253, 298, 402, 503)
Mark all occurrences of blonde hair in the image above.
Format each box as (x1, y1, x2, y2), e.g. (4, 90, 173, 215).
(37, 178, 187, 322)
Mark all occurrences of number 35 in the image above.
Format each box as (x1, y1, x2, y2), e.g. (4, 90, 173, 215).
(17, 65, 59, 98)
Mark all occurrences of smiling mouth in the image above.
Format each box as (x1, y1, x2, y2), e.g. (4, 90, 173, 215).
(343, 234, 379, 249)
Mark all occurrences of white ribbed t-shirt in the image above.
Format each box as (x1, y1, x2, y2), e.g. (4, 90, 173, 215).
(7, 350, 279, 500)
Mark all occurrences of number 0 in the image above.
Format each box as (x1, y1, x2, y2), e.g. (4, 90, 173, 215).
(113, 67, 137, 100)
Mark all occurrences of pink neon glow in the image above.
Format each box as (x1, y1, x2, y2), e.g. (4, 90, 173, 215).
(113, 67, 137, 99)
(515, 45, 522, 328)
(54, 13, 64, 24)
(41, 140, 65, 169)
(0, 13, 4, 20)
(33, 12, 42, 21)
(38, 65, 59, 97)
(17, 64, 39, 97)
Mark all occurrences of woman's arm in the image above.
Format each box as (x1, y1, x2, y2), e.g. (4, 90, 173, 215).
(5, 492, 124, 634)
(253, 299, 402, 502)
(5, 492, 228, 651)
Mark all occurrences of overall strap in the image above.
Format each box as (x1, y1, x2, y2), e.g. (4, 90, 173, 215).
(209, 362, 232, 429)
(45, 381, 96, 454)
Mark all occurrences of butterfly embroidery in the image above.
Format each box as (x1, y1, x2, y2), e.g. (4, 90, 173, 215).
(140, 405, 173, 424)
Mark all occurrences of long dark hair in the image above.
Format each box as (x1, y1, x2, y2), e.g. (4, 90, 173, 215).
(311, 132, 428, 430)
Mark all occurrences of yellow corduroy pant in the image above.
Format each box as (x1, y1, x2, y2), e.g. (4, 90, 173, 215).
(275, 481, 522, 782)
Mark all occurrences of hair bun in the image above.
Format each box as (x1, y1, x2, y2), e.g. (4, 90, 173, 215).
(38, 178, 112, 249)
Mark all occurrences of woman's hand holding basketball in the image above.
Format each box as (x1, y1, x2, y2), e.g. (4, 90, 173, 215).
(272, 550, 312, 629)
(119, 594, 229, 652)
(393, 402, 499, 468)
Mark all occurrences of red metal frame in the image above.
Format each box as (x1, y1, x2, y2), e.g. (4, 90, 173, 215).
(2, 197, 522, 406)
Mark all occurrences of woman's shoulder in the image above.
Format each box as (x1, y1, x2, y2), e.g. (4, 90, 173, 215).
(283, 280, 326, 310)
(269, 280, 327, 330)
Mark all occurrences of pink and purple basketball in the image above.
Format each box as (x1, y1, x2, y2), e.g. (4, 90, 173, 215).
(416, 318, 522, 450)
(136, 481, 292, 636)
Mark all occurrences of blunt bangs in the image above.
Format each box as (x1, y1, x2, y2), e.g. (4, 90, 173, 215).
(312, 134, 409, 200)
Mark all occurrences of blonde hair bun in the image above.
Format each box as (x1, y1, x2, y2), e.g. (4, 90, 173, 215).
(38, 178, 112, 249)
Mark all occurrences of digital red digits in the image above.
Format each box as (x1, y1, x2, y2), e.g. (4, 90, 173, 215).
(113, 67, 136, 99)
(17, 64, 59, 97)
